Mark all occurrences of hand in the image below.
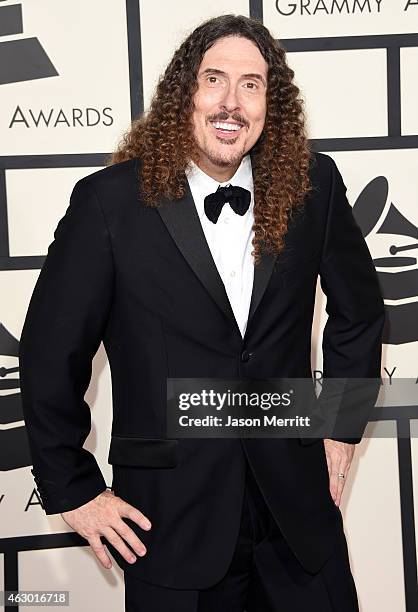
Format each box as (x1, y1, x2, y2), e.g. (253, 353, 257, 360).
(323, 439, 355, 507)
(61, 489, 152, 569)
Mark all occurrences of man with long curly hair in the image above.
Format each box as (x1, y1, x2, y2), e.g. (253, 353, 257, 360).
(20, 14, 384, 612)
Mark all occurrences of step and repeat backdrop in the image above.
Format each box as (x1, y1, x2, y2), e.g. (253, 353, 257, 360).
(0, 0, 417, 610)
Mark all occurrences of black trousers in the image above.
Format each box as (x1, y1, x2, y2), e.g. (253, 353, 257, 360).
(124, 462, 359, 611)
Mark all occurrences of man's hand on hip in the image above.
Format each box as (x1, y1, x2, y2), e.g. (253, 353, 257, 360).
(323, 439, 355, 507)
(60, 489, 152, 569)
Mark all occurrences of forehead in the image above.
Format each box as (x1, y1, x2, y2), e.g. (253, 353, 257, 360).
(198, 36, 267, 76)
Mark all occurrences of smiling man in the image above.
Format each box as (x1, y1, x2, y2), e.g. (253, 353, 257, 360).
(20, 14, 384, 612)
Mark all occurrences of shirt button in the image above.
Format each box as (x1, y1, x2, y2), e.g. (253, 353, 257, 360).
(224, 217, 230, 224)
(230, 270, 236, 277)
(241, 350, 251, 362)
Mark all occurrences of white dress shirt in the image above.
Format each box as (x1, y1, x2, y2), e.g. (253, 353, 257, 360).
(185, 154, 255, 338)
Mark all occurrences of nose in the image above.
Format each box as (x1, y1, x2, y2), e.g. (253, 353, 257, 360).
(219, 83, 240, 113)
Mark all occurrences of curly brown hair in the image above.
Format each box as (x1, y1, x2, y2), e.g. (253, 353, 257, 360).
(106, 14, 313, 265)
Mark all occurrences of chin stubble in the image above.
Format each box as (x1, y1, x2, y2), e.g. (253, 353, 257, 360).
(201, 140, 246, 168)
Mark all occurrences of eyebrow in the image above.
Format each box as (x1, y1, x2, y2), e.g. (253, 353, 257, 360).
(200, 67, 267, 87)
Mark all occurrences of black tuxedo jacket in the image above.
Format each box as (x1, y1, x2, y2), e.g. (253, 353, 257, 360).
(19, 151, 385, 589)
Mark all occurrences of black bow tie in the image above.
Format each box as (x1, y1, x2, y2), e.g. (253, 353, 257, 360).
(204, 184, 251, 224)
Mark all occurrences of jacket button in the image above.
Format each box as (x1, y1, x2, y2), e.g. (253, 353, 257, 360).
(241, 350, 251, 362)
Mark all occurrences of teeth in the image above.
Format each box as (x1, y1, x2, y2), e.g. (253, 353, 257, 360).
(212, 121, 241, 131)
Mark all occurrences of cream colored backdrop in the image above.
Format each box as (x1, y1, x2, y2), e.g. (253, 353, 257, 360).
(1, 1, 417, 610)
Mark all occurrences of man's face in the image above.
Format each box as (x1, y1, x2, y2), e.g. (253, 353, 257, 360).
(191, 35, 268, 176)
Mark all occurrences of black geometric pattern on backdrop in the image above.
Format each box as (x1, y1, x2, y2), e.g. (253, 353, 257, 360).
(0, 2, 58, 85)
(0, 1, 417, 611)
(0, 323, 31, 472)
(352, 178, 418, 345)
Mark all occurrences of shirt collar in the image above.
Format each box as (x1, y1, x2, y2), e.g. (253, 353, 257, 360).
(185, 154, 254, 220)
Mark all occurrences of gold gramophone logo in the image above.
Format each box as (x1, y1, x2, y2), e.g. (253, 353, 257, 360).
(0, 323, 31, 470)
(0, 0, 58, 85)
(352, 177, 418, 345)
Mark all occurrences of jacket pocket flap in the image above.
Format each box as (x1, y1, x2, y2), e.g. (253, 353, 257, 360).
(108, 436, 179, 467)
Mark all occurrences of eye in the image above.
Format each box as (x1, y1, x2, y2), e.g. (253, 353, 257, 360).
(244, 81, 258, 90)
(207, 76, 219, 84)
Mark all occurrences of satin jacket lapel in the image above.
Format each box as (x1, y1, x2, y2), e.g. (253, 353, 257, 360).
(247, 249, 277, 327)
(157, 180, 239, 332)
(156, 179, 277, 336)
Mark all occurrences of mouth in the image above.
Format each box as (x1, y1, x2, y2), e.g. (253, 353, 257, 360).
(209, 120, 245, 139)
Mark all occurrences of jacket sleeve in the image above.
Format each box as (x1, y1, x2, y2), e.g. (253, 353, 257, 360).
(19, 177, 114, 514)
(318, 156, 385, 444)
